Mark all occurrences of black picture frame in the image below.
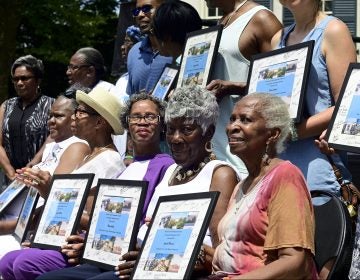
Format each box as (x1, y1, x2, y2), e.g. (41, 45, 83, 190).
(0, 180, 27, 214)
(176, 25, 223, 88)
(246, 40, 314, 123)
(81, 179, 148, 270)
(152, 64, 179, 101)
(325, 63, 360, 153)
(31, 173, 94, 250)
(13, 187, 40, 243)
(131, 191, 219, 280)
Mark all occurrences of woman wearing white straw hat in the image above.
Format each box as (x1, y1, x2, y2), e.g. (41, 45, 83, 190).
(0, 87, 126, 280)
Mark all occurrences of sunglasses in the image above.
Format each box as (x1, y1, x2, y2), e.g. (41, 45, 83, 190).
(12, 76, 35, 83)
(132, 4, 153, 17)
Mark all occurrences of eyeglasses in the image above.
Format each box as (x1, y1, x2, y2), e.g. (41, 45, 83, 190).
(12, 76, 35, 83)
(131, 4, 153, 17)
(67, 64, 90, 71)
(127, 114, 160, 124)
(74, 108, 99, 118)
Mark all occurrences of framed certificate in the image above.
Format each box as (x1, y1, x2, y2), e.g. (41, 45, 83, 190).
(31, 173, 94, 250)
(152, 64, 179, 101)
(81, 179, 148, 270)
(0, 180, 27, 213)
(13, 187, 40, 243)
(176, 25, 223, 88)
(246, 40, 314, 122)
(325, 63, 360, 153)
(131, 191, 219, 280)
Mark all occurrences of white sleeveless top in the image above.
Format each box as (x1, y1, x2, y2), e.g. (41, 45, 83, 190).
(137, 160, 237, 246)
(211, 6, 268, 177)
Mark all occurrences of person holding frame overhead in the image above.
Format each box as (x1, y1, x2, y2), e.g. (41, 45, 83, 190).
(0, 88, 126, 280)
(35, 93, 174, 279)
(270, 0, 357, 198)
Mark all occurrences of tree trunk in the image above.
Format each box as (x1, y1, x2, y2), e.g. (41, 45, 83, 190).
(0, 0, 24, 103)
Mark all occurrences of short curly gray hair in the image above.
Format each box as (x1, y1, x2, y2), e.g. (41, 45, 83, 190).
(120, 93, 167, 130)
(240, 93, 292, 154)
(11, 55, 44, 79)
(165, 86, 219, 135)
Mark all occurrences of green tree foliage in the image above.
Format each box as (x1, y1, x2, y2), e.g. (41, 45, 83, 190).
(0, 0, 119, 101)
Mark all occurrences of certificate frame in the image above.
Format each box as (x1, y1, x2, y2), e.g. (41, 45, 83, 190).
(246, 40, 314, 123)
(31, 173, 94, 250)
(13, 187, 40, 243)
(325, 63, 360, 153)
(152, 64, 179, 101)
(0, 180, 27, 214)
(131, 191, 219, 280)
(81, 179, 148, 270)
(176, 25, 223, 88)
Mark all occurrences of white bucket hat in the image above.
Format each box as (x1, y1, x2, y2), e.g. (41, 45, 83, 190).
(76, 88, 124, 135)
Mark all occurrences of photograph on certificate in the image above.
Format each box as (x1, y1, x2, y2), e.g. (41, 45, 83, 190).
(13, 187, 40, 243)
(326, 63, 360, 153)
(152, 65, 178, 101)
(246, 40, 314, 122)
(176, 25, 222, 88)
(132, 192, 219, 280)
(81, 179, 148, 270)
(31, 173, 94, 250)
(0, 180, 27, 213)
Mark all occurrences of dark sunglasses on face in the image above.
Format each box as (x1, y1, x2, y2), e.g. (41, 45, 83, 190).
(132, 4, 153, 17)
(12, 76, 35, 83)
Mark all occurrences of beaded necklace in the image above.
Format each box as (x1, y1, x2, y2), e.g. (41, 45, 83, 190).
(168, 156, 212, 184)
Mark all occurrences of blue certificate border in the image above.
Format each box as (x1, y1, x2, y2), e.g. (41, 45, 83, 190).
(0, 181, 27, 214)
(13, 187, 40, 243)
(325, 63, 360, 153)
(176, 25, 223, 88)
(152, 64, 179, 101)
(31, 173, 94, 250)
(246, 40, 314, 123)
(131, 191, 220, 280)
(81, 179, 148, 271)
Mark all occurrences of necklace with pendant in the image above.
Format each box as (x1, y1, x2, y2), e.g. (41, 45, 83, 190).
(222, 0, 248, 28)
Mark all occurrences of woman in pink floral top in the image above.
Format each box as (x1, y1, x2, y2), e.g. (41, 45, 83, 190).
(210, 93, 318, 279)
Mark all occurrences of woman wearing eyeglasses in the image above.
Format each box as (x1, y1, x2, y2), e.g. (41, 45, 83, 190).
(0, 87, 126, 280)
(0, 55, 54, 186)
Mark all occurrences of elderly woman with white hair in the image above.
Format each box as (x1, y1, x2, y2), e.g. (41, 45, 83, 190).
(208, 93, 317, 279)
(113, 85, 239, 279)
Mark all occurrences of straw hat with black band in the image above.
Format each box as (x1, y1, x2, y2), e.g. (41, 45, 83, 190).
(76, 87, 124, 135)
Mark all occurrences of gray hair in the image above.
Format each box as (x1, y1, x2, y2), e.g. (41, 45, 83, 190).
(165, 86, 219, 135)
(242, 93, 292, 154)
(11, 55, 44, 79)
(120, 92, 167, 130)
(75, 47, 106, 80)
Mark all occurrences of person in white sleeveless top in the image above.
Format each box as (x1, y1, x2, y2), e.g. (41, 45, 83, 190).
(115, 86, 240, 279)
(204, 0, 282, 178)
(0, 95, 89, 258)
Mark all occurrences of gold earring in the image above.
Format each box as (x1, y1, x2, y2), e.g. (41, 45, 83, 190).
(205, 141, 216, 160)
